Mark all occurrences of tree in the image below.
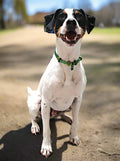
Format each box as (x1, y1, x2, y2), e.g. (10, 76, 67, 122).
(14, 0, 28, 22)
(0, 0, 5, 29)
(0, 0, 28, 29)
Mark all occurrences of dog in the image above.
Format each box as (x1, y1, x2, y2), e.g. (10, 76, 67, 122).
(27, 8, 95, 158)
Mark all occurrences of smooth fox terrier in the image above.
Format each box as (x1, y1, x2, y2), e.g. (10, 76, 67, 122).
(27, 8, 95, 158)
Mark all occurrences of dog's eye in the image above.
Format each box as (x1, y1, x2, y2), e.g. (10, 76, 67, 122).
(57, 13, 67, 21)
(75, 13, 83, 21)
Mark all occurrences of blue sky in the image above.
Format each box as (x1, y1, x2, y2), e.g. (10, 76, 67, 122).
(26, 0, 120, 15)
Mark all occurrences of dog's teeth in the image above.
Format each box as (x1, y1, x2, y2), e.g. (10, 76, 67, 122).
(66, 37, 71, 41)
(74, 36, 77, 40)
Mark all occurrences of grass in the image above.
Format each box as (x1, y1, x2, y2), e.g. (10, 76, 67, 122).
(0, 29, 16, 35)
(93, 27, 120, 34)
(0, 27, 23, 35)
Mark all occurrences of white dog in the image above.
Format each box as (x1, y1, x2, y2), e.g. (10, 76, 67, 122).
(27, 8, 95, 158)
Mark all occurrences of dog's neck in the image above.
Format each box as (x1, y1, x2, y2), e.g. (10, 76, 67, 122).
(56, 38, 82, 62)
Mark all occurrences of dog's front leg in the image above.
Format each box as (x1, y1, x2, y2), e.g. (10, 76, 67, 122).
(70, 96, 82, 145)
(41, 100, 52, 158)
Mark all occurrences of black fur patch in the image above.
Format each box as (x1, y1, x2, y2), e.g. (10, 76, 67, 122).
(73, 9, 95, 34)
(54, 12, 67, 34)
(44, 9, 64, 33)
(73, 9, 86, 33)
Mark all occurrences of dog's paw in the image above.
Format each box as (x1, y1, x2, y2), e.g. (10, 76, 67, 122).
(31, 123, 40, 135)
(41, 144, 52, 158)
(69, 135, 80, 146)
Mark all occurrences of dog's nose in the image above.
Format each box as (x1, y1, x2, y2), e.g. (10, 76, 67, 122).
(66, 19, 76, 31)
(67, 19, 76, 26)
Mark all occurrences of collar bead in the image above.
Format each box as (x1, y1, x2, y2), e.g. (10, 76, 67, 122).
(55, 50, 82, 71)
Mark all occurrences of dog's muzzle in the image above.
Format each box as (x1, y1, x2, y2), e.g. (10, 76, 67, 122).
(60, 32, 81, 45)
(60, 19, 81, 45)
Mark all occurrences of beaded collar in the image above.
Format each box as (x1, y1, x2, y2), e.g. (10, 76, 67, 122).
(55, 50, 82, 70)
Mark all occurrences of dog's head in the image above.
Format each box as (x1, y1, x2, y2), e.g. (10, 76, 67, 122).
(44, 8, 95, 46)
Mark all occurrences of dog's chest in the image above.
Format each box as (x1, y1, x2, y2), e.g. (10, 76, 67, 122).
(51, 70, 82, 111)
(57, 78, 80, 96)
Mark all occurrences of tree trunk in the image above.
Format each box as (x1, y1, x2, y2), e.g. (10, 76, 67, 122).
(0, 0, 5, 29)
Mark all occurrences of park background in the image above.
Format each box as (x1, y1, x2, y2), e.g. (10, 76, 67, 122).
(0, 0, 120, 161)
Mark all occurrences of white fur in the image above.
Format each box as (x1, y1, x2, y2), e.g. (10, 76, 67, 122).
(27, 87, 41, 134)
(27, 9, 87, 157)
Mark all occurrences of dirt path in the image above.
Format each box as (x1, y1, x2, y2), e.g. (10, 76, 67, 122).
(0, 26, 120, 161)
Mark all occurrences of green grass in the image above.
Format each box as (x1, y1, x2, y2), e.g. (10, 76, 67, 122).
(93, 27, 120, 34)
(0, 27, 23, 35)
(0, 29, 15, 35)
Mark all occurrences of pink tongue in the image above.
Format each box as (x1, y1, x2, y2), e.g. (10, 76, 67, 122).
(66, 31, 76, 40)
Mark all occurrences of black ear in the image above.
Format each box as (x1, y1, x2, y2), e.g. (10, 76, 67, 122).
(79, 9, 86, 16)
(44, 9, 63, 34)
(44, 13, 55, 33)
(79, 9, 95, 34)
(86, 14, 95, 34)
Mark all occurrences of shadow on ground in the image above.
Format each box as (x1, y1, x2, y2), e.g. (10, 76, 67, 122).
(0, 119, 69, 161)
(0, 44, 54, 69)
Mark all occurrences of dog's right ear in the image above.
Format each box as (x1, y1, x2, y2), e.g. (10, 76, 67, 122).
(86, 14, 96, 34)
(27, 87, 32, 96)
(44, 9, 63, 33)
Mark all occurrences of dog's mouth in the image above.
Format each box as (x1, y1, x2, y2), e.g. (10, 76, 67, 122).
(60, 31, 81, 46)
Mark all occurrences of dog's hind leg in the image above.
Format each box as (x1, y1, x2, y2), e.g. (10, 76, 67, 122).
(61, 113, 72, 125)
(27, 87, 41, 135)
(29, 109, 40, 135)
(31, 119, 40, 135)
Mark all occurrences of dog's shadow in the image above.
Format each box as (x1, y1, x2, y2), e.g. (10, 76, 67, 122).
(0, 119, 69, 161)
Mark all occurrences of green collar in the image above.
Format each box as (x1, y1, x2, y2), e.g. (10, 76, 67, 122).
(55, 50, 82, 70)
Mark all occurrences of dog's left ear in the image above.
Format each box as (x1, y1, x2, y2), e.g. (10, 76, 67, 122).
(79, 9, 95, 34)
(44, 9, 63, 33)
(86, 14, 96, 34)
